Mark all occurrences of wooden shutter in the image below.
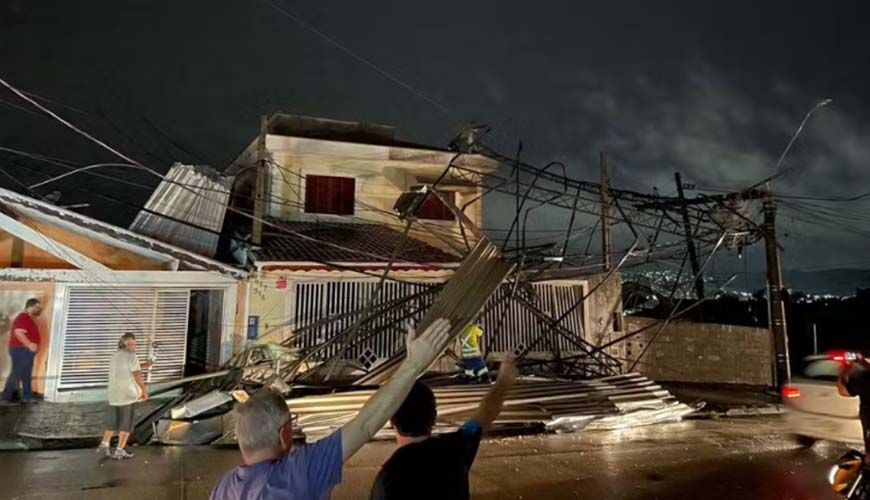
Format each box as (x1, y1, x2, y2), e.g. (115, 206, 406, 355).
(57, 287, 190, 390)
(305, 175, 355, 215)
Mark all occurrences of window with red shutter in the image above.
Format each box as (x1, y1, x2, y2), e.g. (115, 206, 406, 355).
(416, 192, 455, 220)
(305, 175, 355, 215)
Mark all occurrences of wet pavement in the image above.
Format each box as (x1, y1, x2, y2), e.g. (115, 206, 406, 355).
(0, 416, 850, 499)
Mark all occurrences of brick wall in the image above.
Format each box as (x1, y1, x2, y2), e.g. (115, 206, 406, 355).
(621, 317, 773, 386)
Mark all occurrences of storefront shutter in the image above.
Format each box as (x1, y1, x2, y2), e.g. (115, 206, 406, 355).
(57, 287, 190, 390)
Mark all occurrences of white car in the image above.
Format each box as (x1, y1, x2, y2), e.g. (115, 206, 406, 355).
(783, 353, 863, 446)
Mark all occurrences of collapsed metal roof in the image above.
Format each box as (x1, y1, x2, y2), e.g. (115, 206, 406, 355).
(130, 163, 233, 258)
(0, 185, 246, 278)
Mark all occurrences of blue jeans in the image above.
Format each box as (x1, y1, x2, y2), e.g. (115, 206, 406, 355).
(2, 347, 35, 401)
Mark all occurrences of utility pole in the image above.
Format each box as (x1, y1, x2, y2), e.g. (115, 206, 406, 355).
(674, 172, 704, 299)
(763, 193, 790, 388)
(600, 152, 612, 272)
(252, 115, 268, 246)
(515, 141, 522, 252)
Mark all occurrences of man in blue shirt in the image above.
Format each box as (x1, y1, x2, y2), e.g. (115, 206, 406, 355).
(369, 355, 518, 500)
(211, 318, 452, 500)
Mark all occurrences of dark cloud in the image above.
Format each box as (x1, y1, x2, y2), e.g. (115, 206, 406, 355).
(1, 0, 869, 275)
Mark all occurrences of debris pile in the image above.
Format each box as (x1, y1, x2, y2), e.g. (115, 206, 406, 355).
(140, 372, 695, 446)
(132, 199, 699, 447)
(288, 373, 695, 442)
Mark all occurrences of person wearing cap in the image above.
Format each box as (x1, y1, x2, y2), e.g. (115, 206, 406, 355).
(96, 332, 153, 459)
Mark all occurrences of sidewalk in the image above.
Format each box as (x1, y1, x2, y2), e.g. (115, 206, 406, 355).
(0, 398, 169, 450)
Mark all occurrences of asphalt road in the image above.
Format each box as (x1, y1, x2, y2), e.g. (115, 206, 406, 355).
(0, 417, 851, 499)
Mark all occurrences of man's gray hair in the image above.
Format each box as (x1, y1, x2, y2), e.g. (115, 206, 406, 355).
(235, 389, 290, 454)
(117, 332, 136, 350)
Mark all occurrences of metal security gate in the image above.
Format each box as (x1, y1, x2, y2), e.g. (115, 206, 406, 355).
(481, 282, 586, 353)
(292, 280, 585, 363)
(57, 287, 190, 391)
(294, 281, 431, 364)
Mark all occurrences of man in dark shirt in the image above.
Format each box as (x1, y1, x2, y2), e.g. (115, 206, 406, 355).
(1, 298, 42, 405)
(370, 355, 518, 500)
(838, 353, 870, 461)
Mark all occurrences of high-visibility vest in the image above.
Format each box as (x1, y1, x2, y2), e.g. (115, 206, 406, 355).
(459, 324, 483, 359)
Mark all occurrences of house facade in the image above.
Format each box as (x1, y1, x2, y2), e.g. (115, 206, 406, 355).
(222, 114, 611, 371)
(0, 187, 246, 402)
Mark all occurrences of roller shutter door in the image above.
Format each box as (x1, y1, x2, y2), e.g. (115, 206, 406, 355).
(58, 287, 190, 390)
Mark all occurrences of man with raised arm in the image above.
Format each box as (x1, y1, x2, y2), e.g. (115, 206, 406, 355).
(210, 318, 451, 500)
(369, 354, 519, 500)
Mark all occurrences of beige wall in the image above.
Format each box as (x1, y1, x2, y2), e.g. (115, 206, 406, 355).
(0, 282, 55, 395)
(253, 135, 491, 254)
(622, 316, 773, 386)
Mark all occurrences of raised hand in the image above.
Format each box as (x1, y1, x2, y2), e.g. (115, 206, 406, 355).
(405, 318, 451, 373)
(497, 353, 519, 386)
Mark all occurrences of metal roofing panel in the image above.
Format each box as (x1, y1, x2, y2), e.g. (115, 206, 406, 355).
(130, 163, 232, 258)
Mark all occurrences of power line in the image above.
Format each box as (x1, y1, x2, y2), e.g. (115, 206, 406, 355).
(262, 0, 450, 114)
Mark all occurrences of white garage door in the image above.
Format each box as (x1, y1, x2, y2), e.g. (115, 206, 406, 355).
(58, 287, 190, 390)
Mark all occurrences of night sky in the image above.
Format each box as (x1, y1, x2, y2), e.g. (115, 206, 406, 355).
(1, 1, 869, 287)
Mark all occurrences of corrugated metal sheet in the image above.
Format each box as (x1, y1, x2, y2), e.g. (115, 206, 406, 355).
(286, 374, 696, 442)
(130, 163, 232, 257)
(354, 240, 515, 385)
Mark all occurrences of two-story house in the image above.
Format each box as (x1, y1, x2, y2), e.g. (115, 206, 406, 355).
(221, 114, 620, 374)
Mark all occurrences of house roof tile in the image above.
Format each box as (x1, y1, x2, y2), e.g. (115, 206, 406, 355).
(255, 219, 459, 264)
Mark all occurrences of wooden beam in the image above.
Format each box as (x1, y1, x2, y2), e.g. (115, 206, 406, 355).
(0, 209, 112, 275)
(10, 236, 24, 267)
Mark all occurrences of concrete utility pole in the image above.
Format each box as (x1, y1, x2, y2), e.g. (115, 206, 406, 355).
(674, 172, 704, 300)
(252, 115, 268, 246)
(600, 152, 612, 272)
(515, 141, 522, 252)
(763, 193, 790, 388)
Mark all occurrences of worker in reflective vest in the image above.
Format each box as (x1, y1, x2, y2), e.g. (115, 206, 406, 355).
(459, 323, 490, 383)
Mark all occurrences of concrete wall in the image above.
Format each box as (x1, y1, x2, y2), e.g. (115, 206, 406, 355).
(622, 316, 773, 386)
(584, 272, 624, 361)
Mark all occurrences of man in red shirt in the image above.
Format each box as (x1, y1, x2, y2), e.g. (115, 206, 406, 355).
(1, 298, 43, 404)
